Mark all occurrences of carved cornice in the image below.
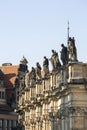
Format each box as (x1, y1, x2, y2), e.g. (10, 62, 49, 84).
(73, 106, 87, 115)
(57, 106, 87, 119)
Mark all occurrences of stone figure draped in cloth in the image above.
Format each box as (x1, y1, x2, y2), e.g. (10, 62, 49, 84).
(29, 67, 36, 86)
(60, 44, 68, 65)
(25, 71, 30, 88)
(36, 62, 42, 79)
(67, 37, 77, 61)
(43, 56, 49, 76)
(50, 49, 61, 71)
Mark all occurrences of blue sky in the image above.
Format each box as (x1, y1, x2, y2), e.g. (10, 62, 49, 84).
(0, 0, 87, 70)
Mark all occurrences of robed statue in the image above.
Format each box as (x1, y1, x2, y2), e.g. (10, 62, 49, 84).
(49, 49, 61, 71)
(67, 37, 77, 61)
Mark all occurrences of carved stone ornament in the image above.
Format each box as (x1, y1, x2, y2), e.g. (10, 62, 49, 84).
(57, 106, 87, 119)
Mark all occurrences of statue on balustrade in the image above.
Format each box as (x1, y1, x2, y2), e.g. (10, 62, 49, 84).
(49, 49, 61, 71)
(60, 43, 68, 65)
(25, 71, 30, 88)
(67, 37, 77, 61)
(36, 62, 42, 79)
(29, 67, 36, 86)
(43, 56, 49, 76)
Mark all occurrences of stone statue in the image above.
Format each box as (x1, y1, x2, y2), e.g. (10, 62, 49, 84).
(49, 50, 61, 70)
(29, 67, 36, 85)
(25, 71, 30, 88)
(36, 62, 42, 79)
(43, 56, 49, 76)
(67, 37, 77, 61)
(60, 44, 68, 65)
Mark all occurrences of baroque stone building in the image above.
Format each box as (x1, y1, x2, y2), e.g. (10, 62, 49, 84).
(15, 37, 87, 130)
